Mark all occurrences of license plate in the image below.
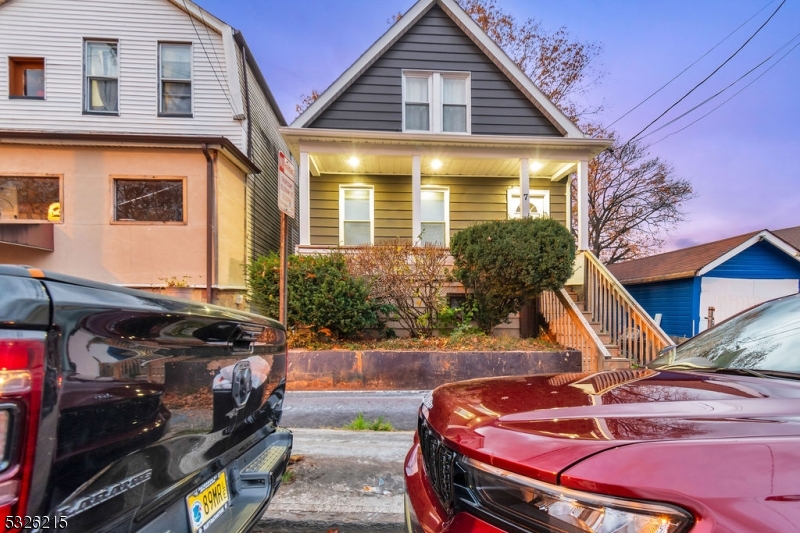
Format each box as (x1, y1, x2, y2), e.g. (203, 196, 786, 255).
(186, 471, 230, 533)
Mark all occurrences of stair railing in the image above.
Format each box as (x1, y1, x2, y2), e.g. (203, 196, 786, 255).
(539, 288, 612, 373)
(582, 251, 672, 366)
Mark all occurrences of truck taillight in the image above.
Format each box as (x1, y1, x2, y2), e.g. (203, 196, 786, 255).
(0, 333, 46, 525)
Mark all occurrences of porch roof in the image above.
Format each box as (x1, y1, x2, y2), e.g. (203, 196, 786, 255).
(279, 127, 610, 179)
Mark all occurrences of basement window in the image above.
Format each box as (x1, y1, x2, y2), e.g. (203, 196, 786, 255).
(113, 177, 186, 223)
(8, 57, 45, 98)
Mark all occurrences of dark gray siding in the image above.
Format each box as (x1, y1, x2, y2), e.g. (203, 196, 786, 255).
(240, 47, 298, 262)
(309, 5, 561, 137)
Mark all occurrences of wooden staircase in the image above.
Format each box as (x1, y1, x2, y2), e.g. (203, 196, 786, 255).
(565, 287, 631, 370)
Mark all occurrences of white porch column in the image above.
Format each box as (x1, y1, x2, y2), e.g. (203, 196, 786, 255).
(299, 151, 310, 245)
(519, 158, 530, 218)
(412, 155, 422, 244)
(577, 159, 589, 251)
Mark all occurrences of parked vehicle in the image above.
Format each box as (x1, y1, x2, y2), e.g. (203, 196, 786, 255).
(405, 293, 800, 532)
(0, 265, 291, 532)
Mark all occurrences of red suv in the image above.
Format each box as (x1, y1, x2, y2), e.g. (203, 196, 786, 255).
(405, 293, 800, 532)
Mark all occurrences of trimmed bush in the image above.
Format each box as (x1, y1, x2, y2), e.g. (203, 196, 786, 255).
(450, 217, 576, 333)
(248, 252, 384, 339)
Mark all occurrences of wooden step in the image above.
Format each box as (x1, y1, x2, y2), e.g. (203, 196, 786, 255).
(604, 344, 620, 358)
(604, 356, 631, 370)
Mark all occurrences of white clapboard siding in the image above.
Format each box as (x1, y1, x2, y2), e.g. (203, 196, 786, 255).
(0, 0, 244, 148)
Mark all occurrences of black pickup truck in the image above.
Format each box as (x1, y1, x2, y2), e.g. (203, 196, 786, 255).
(0, 265, 292, 533)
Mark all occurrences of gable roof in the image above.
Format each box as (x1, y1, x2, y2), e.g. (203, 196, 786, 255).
(608, 226, 800, 285)
(290, 0, 584, 138)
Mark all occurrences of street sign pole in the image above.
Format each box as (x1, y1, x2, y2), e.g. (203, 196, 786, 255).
(280, 211, 287, 326)
(277, 151, 297, 329)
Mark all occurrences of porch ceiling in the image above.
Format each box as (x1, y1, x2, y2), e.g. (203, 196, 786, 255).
(310, 153, 575, 180)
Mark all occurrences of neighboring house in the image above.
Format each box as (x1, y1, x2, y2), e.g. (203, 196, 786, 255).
(0, 0, 293, 307)
(608, 227, 800, 339)
(280, 0, 608, 335)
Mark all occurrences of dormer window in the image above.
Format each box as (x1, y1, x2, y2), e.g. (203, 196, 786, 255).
(403, 71, 470, 134)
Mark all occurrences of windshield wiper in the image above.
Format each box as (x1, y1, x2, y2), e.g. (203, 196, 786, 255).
(652, 365, 768, 378)
(705, 368, 769, 379)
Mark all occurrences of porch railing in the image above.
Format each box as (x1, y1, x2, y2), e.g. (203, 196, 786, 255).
(583, 251, 672, 366)
(540, 288, 611, 373)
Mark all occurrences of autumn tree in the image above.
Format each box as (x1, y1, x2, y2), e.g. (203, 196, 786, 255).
(574, 126, 695, 264)
(295, 89, 321, 116)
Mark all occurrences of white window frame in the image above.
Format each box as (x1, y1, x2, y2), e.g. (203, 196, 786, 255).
(507, 187, 550, 219)
(84, 40, 119, 114)
(420, 186, 450, 246)
(339, 185, 374, 246)
(158, 42, 193, 117)
(402, 70, 470, 134)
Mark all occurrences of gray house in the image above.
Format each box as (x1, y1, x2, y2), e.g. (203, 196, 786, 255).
(280, 0, 608, 255)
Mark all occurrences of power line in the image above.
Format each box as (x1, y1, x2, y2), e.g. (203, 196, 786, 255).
(639, 31, 800, 141)
(605, 0, 778, 131)
(648, 39, 800, 146)
(182, 0, 237, 116)
(625, 0, 786, 145)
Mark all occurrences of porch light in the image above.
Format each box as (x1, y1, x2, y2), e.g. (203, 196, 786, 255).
(347, 156, 360, 168)
(531, 161, 544, 172)
(430, 159, 443, 170)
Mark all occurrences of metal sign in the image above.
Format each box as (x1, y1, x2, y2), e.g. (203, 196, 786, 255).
(278, 151, 296, 217)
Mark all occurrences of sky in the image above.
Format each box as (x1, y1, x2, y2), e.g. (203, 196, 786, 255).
(196, 0, 800, 252)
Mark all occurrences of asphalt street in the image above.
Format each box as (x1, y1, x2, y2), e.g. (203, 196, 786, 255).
(255, 390, 427, 532)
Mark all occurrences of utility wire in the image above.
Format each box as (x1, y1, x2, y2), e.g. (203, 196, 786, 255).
(182, 0, 237, 116)
(605, 0, 778, 131)
(648, 39, 800, 146)
(625, 0, 786, 145)
(640, 31, 800, 140)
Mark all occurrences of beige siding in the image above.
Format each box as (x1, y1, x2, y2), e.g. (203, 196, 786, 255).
(310, 174, 566, 246)
(0, 144, 208, 286)
(216, 155, 246, 287)
(0, 0, 244, 147)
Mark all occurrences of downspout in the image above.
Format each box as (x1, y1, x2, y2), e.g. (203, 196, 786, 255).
(202, 144, 216, 304)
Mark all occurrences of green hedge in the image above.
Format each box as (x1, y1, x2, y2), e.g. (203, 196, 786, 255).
(450, 218, 576, 333)
(248, 252, 384, 339)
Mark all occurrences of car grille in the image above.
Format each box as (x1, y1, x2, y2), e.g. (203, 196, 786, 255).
(419, 417, 456, 512)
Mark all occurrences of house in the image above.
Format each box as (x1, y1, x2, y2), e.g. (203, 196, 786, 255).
(0, 0, 294, 307)
(608, 226, 800, 339)
(279, 0, 609, 337)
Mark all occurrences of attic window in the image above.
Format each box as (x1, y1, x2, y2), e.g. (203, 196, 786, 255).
(403, 71, 470, 134)
(9, 57, 45, 98)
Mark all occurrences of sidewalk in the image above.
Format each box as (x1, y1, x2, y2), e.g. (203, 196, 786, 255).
(255, 428, 414, 533)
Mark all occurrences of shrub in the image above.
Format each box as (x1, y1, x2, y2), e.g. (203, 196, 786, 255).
(345, 241, 451, 337)
(248, 252, 384, 339)
(450, 217, 576, 333)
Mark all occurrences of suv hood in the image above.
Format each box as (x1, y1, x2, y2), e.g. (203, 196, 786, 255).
(424, 369, 800, 483)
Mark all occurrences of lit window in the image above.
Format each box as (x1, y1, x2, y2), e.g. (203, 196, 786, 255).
(159, 43, 192, 116)
(8, 57, 45, 98)
(339, 186, 373, 245)
(114, 177, 185, 223)
(507, 187, 550, 219)
(0, 176, 60, 222)
(420, 188, 449, 245)
(85, 41, 119, 113)
(403, 71, 470, 134)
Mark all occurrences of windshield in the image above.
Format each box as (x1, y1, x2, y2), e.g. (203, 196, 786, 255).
(649, 294, 800, 373)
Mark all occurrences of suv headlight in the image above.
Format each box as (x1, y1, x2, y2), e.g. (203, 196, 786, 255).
(462, 457, 692, 533)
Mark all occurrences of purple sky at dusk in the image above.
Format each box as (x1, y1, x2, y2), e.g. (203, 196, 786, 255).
(197, 0, 800, 252)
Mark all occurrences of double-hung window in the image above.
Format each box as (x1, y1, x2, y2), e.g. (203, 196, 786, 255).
(403, 71, 470, 134)
(84, 40, 119, 113)
(339, 186, 373, 245)
(420, 187, 449, 245)
(159, 43, 192, 116)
